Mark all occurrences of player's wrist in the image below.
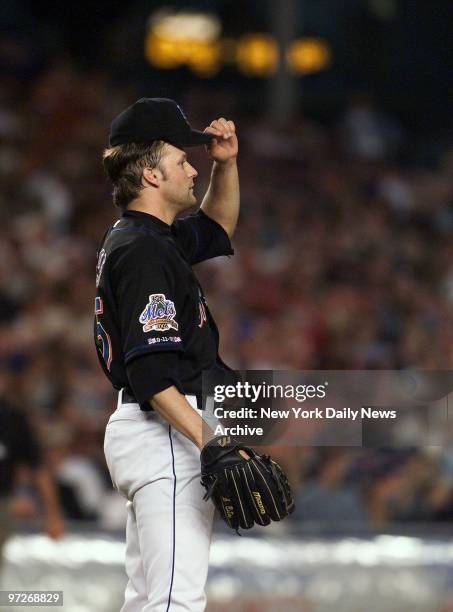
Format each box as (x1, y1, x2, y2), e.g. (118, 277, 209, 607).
(213, 156, 237, 168)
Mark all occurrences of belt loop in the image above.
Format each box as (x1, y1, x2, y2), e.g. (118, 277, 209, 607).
(117, 387, 124, 409)
(204, 395, 214, 413)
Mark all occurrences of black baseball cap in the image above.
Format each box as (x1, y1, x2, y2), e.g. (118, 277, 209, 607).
(109, 97, 214, 148)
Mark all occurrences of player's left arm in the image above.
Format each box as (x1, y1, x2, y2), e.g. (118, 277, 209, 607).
(201, 118, 239, 238)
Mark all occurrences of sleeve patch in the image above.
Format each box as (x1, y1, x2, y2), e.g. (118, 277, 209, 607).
(147, 336, 182, 345)
(139, 293, 179, 333)
(96, 249, 107, 287)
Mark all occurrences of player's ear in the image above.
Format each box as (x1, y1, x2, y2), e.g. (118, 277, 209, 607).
(142, 167, 161, 188)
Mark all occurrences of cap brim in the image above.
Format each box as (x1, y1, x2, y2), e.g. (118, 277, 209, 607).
(166, 129, 215, 148)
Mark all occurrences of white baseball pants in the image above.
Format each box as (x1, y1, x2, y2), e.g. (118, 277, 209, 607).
(104, 391, 215, 612)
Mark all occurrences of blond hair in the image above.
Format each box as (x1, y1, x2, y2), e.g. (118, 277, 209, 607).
(102, 141, 167, 210)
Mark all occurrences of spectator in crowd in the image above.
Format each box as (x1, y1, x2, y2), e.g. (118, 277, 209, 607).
(293, 448, 369, 531)
(0, 391, 64, 573)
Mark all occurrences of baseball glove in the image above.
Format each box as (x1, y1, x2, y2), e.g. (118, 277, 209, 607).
(200, 435, 295, 531)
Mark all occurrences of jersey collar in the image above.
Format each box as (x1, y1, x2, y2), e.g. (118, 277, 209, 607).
(122, 210, 172, 235)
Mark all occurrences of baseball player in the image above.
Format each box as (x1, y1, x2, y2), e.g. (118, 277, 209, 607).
(96, 98, 239, 611)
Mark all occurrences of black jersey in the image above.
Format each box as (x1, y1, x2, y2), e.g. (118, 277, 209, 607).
(94, 208, 233, 407)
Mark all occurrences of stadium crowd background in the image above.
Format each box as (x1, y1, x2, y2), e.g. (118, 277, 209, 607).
(1, 6, 453, 534)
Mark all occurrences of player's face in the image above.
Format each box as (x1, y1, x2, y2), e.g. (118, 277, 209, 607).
(160, 145, 198, 210)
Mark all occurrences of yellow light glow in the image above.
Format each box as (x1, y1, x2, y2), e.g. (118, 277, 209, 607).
(188, 41, 221, 77)
(286, 38, 331, 74)
(150, 9, 221, 42)
(145, 33, 221, 76)
(144, 11, 331, 81)
(145, 33, 183, 69)
(236, 34, 279, 77)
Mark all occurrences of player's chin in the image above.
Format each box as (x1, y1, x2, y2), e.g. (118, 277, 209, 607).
(179, 194, 197, 211)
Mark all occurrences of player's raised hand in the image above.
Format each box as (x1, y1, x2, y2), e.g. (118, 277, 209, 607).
(204, 118, 238, 163)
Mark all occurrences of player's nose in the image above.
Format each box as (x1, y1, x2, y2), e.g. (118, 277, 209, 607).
(187, 163, 198, 178)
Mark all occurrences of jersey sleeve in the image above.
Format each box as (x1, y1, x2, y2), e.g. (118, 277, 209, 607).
(126, 351, 183, 405)
(112, 238, 184, 364)
(173, 209, 234, 265)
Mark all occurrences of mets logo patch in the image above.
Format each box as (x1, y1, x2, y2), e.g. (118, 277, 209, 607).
(139, 294, 178, 333)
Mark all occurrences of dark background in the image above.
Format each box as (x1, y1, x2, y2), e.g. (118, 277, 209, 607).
(2, 0, 452, 128)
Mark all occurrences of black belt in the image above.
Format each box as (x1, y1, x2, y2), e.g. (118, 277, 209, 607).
(122, 388, 137, 404)
(121, 388, 203, 410)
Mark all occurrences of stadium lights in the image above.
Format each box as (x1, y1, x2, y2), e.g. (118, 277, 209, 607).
(146, 34, 222, 76)
(149, 9, 221, 42)
(145, 9, 222, 76)
(236, 34, 279, 77)
(286, 38, 331, 75)
(145, 9, 332, 78)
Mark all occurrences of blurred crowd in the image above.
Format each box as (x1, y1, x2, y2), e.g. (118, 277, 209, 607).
(1, 58, 453, 531)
